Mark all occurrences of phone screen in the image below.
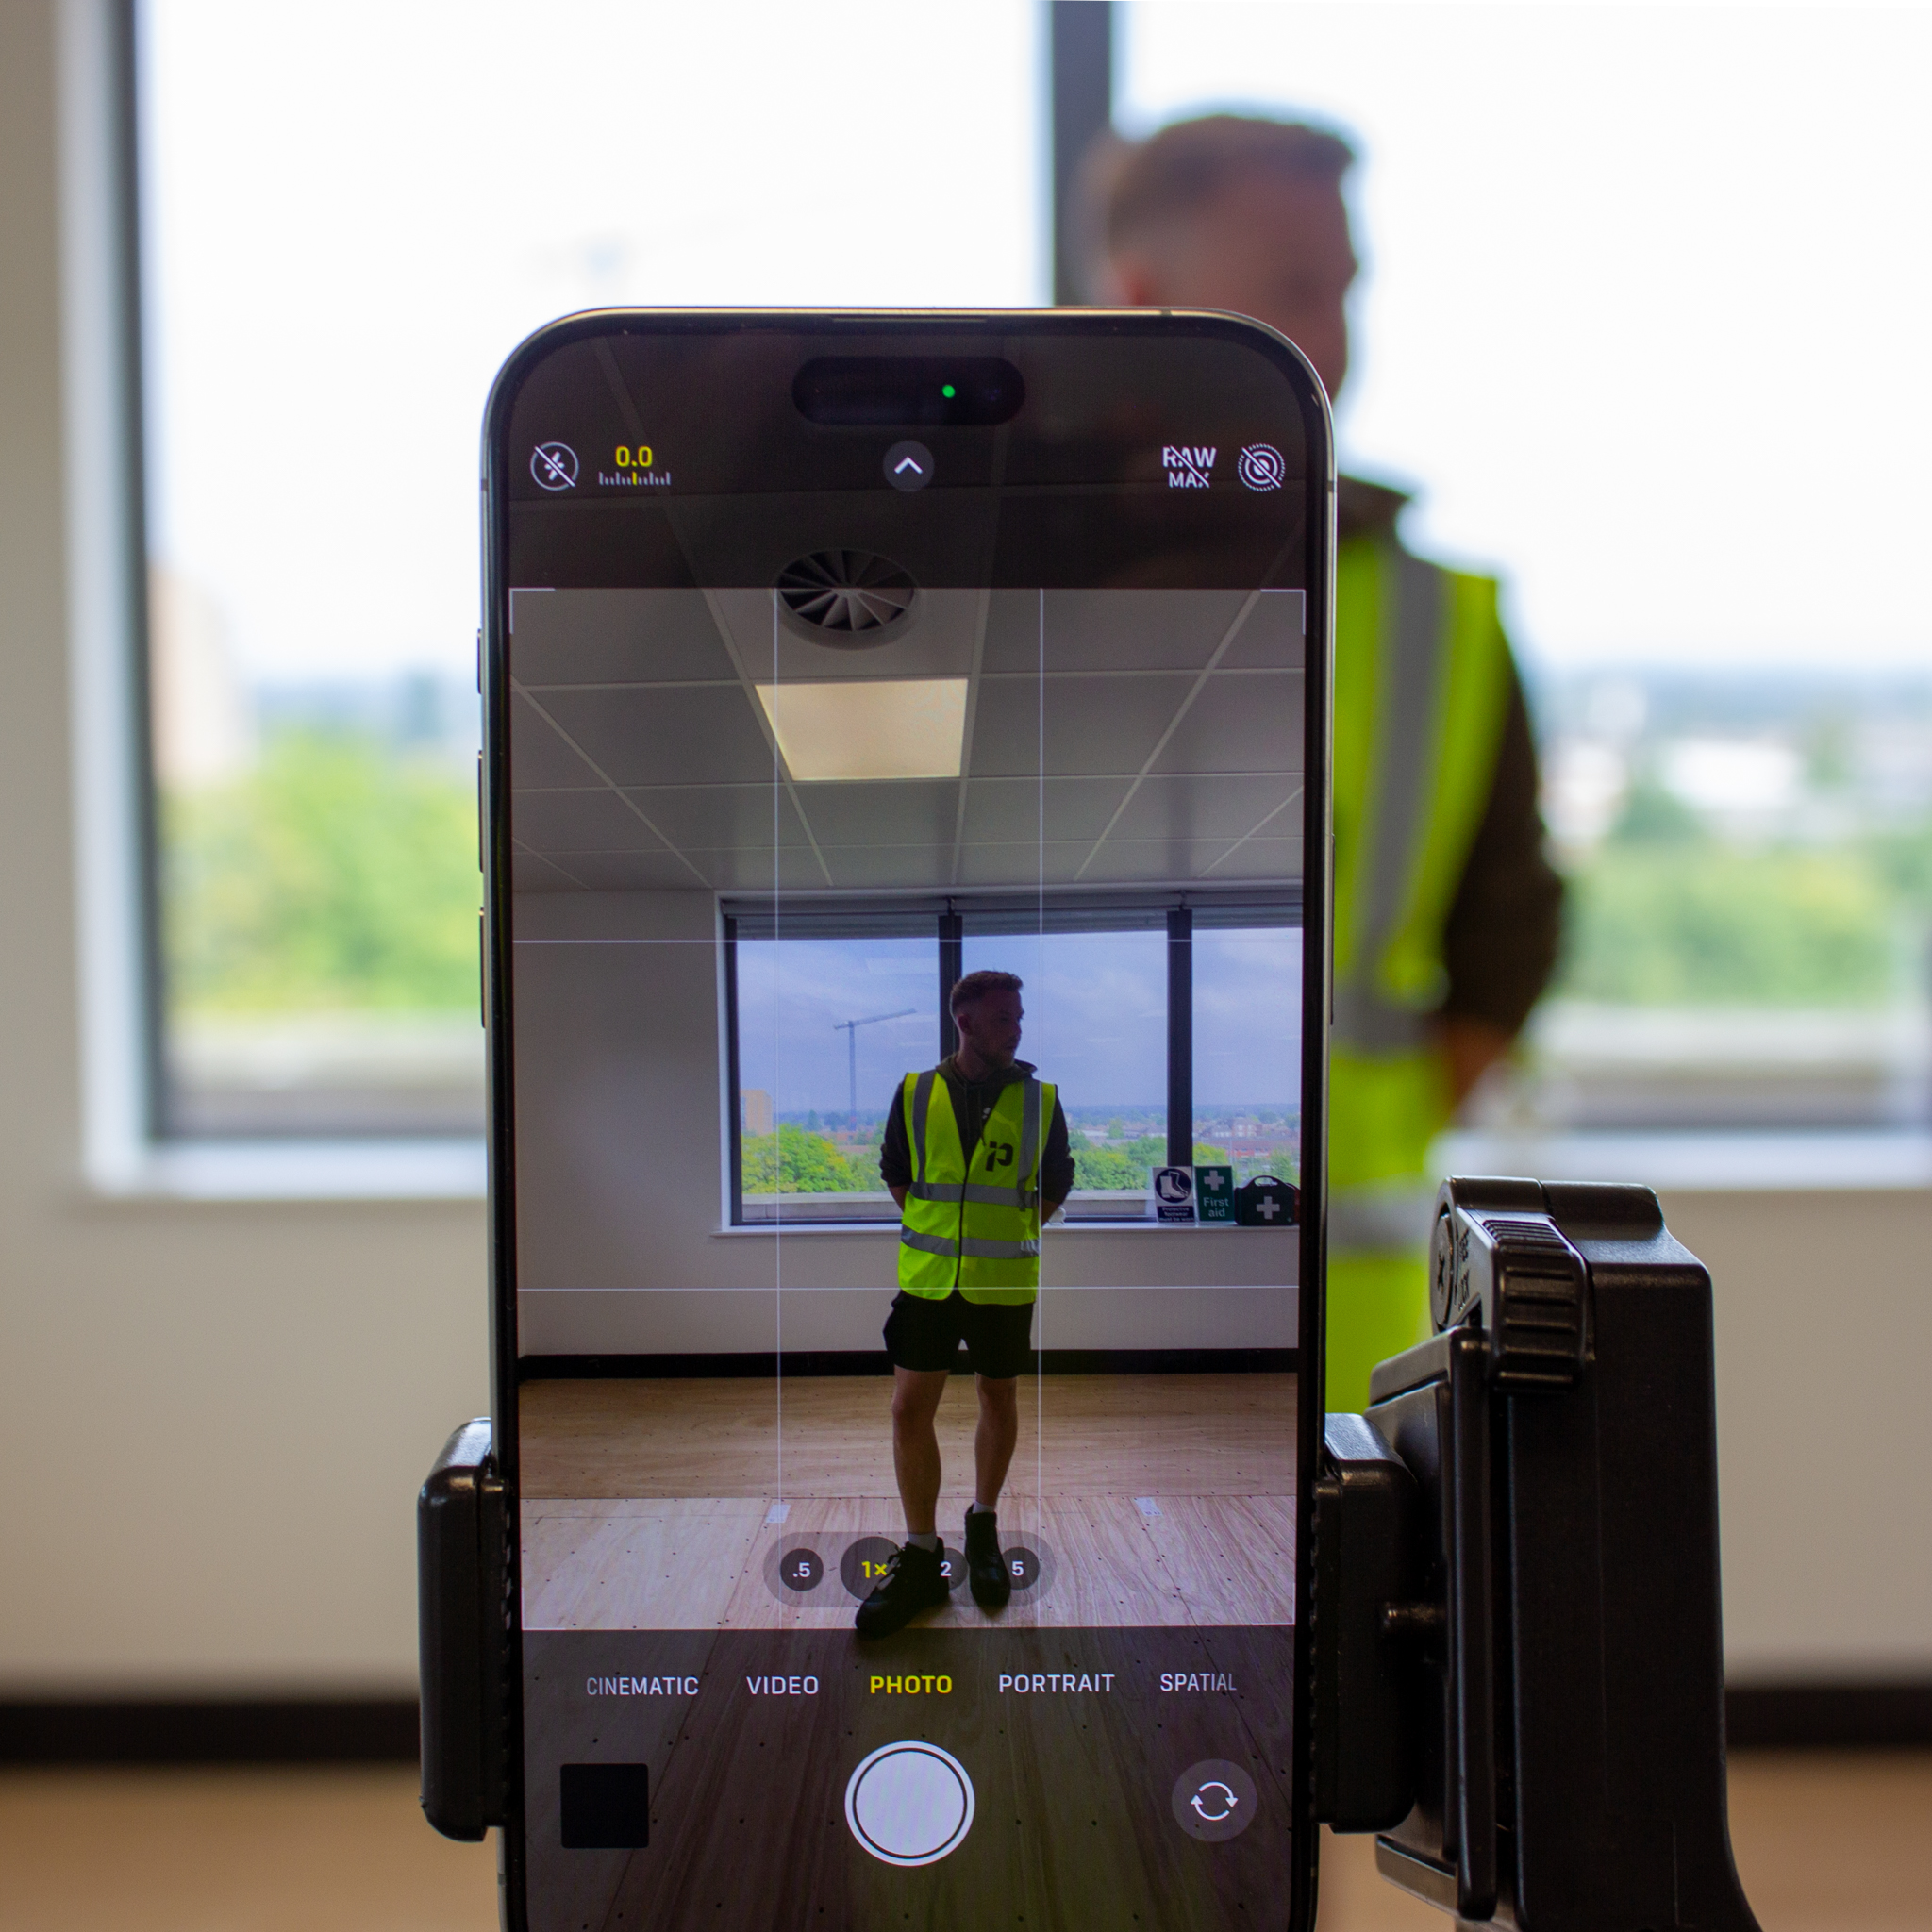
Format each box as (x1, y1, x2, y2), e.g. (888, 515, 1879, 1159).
(486, 315, 1329, 1932)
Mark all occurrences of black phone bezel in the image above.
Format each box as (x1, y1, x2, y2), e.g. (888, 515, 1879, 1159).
(479, 307, 1336, 1932)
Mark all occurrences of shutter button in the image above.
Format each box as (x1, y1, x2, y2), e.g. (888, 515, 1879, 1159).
(844, 1741, 974, 1866)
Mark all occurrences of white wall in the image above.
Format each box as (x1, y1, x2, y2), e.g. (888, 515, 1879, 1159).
(0, 1, 487, 1696)
(0, 0, 1925, 1696)
(1671, 1187, 1932, 1683)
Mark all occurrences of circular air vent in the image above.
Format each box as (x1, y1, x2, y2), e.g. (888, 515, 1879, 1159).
(775, 551, 919, 647)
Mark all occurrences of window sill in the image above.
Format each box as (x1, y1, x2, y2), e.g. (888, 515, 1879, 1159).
(1437, 1127, 1932, 1193)
(88, 1138, 487, 1203)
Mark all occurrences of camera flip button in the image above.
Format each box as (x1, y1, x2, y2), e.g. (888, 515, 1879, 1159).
(1172, 1760, 1258, 1843)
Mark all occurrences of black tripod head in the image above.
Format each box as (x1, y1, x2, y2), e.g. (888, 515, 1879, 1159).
(1314, 1177, 1760, 1930)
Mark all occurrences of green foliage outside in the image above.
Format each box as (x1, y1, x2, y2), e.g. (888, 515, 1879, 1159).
(1068, 1133, 1226, 1191)
(164, 731, 479, 1016)
(741, 1124, 871, 1193)
(1555, 785, 1930, 1009)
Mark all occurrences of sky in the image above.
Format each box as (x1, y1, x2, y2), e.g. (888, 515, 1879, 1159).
(141, 0, 1041, 684)
(144, 2, 1932, 682)
(734, 929, 1301, 1117)
(1119, 2, 1932, 670)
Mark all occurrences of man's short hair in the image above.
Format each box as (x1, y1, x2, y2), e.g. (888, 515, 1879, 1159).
(949, 970, 1022, 1016)
(1079, 112, 1357, 297)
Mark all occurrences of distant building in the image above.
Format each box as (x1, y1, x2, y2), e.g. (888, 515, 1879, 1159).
(149, 565, 254, 789)
(741, 1088, 774, 1136)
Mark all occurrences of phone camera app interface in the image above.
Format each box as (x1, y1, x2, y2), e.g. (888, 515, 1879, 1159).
(500, 326, 1313, 1931)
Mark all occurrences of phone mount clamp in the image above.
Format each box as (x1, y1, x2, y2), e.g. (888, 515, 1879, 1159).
(417, 1175, 1762, 1931)
(1312, 1176, 1761, 1929)
(418, 1416, 509, 1840)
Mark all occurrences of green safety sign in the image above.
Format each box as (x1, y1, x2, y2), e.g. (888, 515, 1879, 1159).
(1193, 1164, 1236, 1224)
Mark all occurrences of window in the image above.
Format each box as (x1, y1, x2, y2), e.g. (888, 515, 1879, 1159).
(135, 0, 1041, 1139)
(1192, 926, 1302, 1183)
(730, 931, 937, 1224)
(724, 896, 1301, 1224)
(964, 927, 1170, 1209)
(1118, 3, 1932, 1141)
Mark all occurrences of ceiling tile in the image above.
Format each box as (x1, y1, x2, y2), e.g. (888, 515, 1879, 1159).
(796, 779, 958, 848)
(689, 845, 832, 891)
(960, 776, 1131, 843)
(619, 785, 810, 851)
(510, 849, 589, 893)
(1061, 837, 1296, 885)
(1107, 775, 1300, 843)
(952, 841, 1096, 886)
(509, 589, 737, 686)
(538, 685, 774, 786)
(970, 674, 1192, 777)
(1150, 673, 1303, 776)
(510, 789, 667, 855)
(983, 589, 1251, 673)
(509, 691, 607, 789)
(817, 844, 958, 890)
(1198, 837, 1306, 881)
(1219, 591, 1307, 669)
(530, 850, 710, 892)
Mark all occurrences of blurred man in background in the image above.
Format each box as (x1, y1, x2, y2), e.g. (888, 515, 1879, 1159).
(1085, 115, 1563, 1408)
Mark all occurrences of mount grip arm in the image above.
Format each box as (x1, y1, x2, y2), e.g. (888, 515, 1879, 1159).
(418, 1417, 509, 1840)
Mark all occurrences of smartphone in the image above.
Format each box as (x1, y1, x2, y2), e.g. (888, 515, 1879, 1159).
(481, 310, 1333, 1932)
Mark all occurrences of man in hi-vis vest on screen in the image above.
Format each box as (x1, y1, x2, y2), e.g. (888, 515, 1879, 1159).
(1086, 116, 1564, 1410)
(855, 970, 1074, 1639)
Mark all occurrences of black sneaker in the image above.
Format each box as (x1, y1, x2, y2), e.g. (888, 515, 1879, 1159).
(965, 1508, 1011, 1610)
(853, 1541, 950, 1639)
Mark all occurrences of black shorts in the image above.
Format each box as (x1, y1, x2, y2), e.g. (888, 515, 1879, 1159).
(883, 1291, 1035, 1380)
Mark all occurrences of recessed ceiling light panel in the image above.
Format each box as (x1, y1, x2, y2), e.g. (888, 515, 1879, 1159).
(754, 678, 967, 782)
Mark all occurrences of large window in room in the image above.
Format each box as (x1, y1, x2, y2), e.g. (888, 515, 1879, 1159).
(724, 898, 1302, 1224)
(1119, 2, 1932, 1141)
(135, 0, 1042, 1139)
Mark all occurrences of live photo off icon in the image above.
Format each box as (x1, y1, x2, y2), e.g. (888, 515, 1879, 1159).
(1151, 1166, 1195, 1224)
(1194, 1164, 1236, 1224)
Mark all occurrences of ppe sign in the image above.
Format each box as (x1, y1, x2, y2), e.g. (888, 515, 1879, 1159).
(1150, 1167, 1194, 1224)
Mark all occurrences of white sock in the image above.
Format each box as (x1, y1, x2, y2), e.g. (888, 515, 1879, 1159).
(969, 1501, 995, 1517)
(907, 1530, 941, 1551)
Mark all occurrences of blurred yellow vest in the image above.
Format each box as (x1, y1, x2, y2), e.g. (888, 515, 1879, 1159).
(1325, 537, 1511, 1405)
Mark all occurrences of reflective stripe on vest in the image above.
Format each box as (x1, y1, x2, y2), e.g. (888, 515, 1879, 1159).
(896, 1071, 1052, 1303)
(1330, 538, 1510, 1252)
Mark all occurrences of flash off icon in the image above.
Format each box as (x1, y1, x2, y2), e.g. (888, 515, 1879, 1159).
(1239, 444, 1285, 491)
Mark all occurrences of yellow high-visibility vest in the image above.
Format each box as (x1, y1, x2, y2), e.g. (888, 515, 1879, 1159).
(1325, 535, 1513, 1405)
(896, 1070, 1055, 1306)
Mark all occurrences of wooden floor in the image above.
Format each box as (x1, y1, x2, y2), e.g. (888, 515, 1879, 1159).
(519, 1373, 1297, 1499)
(519, 1374, 1297, 1630)
(3, 1755, 1928, 1930)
